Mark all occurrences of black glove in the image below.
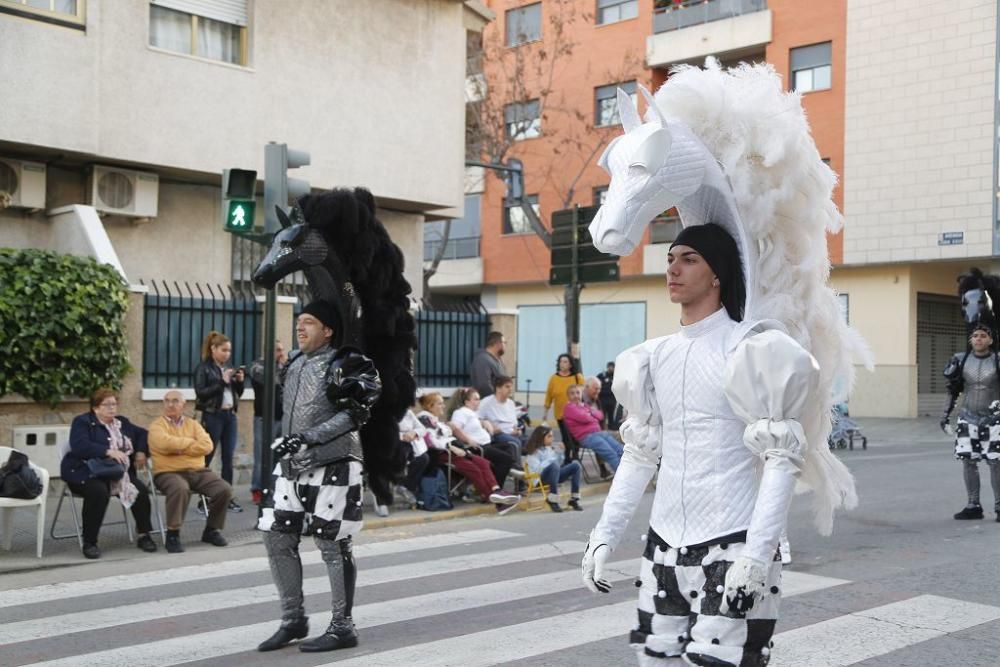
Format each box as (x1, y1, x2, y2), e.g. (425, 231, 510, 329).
(271, 433, 306, 458)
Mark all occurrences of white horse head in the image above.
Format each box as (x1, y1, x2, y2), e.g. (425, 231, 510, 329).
(589, 83, 756, 315)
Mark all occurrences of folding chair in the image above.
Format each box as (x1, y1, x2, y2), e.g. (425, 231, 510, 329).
(0, 446, 50, 558)
(519, 462, 550, 511)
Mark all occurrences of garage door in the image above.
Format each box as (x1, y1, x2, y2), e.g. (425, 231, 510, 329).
(916, 293, 965, 415)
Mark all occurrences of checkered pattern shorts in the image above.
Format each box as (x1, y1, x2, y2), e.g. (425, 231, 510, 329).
(954, 417, 1000, 461)
(630, 528, 782, 667)
(257, 459, 363, 541)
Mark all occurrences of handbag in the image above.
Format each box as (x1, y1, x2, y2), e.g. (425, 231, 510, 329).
(86, 458, 126, 481)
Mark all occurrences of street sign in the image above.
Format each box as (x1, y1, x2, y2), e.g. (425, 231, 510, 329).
(224, 199, 255, 233)
(549, 204, 618, 286)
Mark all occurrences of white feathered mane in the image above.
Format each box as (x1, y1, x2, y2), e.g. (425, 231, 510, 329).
(653, 59, 874, 534)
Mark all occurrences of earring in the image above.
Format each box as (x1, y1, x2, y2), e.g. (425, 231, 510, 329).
(712, 279, 719, 287)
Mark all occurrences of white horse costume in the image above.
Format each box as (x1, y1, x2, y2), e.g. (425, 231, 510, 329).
(581, 60, 872, 667)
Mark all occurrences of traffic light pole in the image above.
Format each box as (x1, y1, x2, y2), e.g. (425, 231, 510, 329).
(566, 205, 582, 366)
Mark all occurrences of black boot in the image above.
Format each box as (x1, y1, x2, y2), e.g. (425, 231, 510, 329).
(257, 619, 309, 652)
(299, 624, 359, 652)
(954, 505, 984, 520)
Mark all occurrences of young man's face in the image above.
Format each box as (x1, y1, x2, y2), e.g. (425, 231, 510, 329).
(667, 245, 718, 307)
(971, 329, 993, 353)
(296, 314, 333, 354)
(495, 382, 513, 401)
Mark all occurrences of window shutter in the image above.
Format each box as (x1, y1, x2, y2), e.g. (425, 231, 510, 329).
(790, 42, 831, 71)
(151, 0, 248, 26)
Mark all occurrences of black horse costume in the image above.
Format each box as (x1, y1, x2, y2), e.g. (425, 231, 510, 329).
(957, 267, 1000, 346)
(251, 188, 417, 653)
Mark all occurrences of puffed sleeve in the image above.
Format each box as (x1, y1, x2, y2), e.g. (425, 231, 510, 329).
(723, 329, 820, 564)
(589, 337, 666, 552)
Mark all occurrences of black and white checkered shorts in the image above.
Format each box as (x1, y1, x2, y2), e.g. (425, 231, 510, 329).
(954, 417, 1000, 461)
(630, 528, 782, 667)
(257, 459, 363, 541)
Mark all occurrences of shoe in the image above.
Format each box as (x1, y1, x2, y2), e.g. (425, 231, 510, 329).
(82, 543, 100, 559)
(374, 504, 389, 517)
(495, 502, 518, 516)
(568, 498, 584, 512)
(196, 498, 207, 516)
(299, 628, 359, 652)
(165, 530, 185, 553)
(546, 500, 563, 513)
(137, 533, 158, 553)
(201, 528, 228, 547)
(394, 485, 417, 506)
(954, 505, 984, 520)
(228, 499, 244, 513)
(251, 489, 263, 505)
(258, 620, 309, 652)
(488, 490, 520, 505)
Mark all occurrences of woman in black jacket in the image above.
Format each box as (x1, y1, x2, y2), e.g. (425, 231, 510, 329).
(62, 388, 157, 559)
(194, 330, 245, 512)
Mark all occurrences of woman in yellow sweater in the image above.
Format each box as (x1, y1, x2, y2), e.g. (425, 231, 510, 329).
(542, 354, 585, 456)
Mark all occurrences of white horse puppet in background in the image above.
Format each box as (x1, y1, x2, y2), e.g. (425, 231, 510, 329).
(589, 60, 873, 533)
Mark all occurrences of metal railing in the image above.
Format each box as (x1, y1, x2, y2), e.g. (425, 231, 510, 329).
(415, 301, 491, 388)
(423, 236, 481, 261)
(141, 281, 260, 388)
(653, 0, 767, 34)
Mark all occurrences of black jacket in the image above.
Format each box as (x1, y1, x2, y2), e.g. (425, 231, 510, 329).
(62, 412, 148, 485)
(193, 360, 245, 414)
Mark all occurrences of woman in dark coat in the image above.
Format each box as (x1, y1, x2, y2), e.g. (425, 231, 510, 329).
(63, 388, 157, 559)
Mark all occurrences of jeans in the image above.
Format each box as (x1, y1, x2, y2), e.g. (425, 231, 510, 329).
(252, 416, 282, 491)
(581, 431, 623, 470)
(202, 410, 238, 485)
(540, 460, 581, 494)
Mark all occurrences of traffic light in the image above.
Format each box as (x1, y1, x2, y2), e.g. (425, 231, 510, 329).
(503, 158, 524, 206)
(264, 142, 310, 233)
(221, 168, 257, 233)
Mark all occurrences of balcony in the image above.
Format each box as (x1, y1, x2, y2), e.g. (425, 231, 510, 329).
(424, 235, 481, 262)
(648, 0, 770, 68)
(425, 236, 483, 292)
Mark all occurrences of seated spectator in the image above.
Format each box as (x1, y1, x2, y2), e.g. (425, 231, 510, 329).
(450, 388, 523, 487)
(148, 390, 233, 553)
(478, 375, 525, 452)
(63, 388, 158, 559)
(524, 425, 582, 513)
(416, 392, 520, 513)
(390, 407, 430, 513)
(563, 385, 623, 471)
(583, 376, 613, 479)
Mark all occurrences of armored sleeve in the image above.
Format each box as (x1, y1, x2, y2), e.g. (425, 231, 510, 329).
(295, 349, 381, 446)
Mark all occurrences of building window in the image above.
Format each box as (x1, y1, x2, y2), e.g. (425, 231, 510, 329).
(505, 100, 541, 141)
(149, 1, 248, 66)
(595, 81, 637, 127)
(506, 2, 541, 46)
(0, 0, 85, 28)
(838, 293, 849, 324)
(790, 42, 832, 93)
(504, 195, 540, 235)
(594, 187, 608, 206)
(597, 0, 638, 25)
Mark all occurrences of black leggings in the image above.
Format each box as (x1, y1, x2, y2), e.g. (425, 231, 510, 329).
(67, 471, 152, 545)
(477, 444, 515, 487)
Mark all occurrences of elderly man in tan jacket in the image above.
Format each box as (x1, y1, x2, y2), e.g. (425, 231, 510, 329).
(148, 390, 233, 553)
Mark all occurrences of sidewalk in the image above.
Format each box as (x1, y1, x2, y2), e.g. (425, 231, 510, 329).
(0, 416, 947, 573)
(0, 474, 612, 574)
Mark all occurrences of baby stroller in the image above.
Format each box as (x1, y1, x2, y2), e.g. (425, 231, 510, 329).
(828, 403, 867, 450)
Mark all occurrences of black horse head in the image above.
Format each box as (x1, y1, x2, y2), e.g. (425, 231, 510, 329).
(252, 206, 328, 288)
(958, 267, 1000, 347)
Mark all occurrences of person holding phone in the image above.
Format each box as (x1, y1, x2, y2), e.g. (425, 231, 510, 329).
(194, 330, 245, 513)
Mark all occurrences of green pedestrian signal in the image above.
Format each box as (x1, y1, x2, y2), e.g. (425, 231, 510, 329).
(225, 199, 255, 232)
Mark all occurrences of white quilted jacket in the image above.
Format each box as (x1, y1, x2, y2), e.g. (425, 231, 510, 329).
(591, 307, 818, 564)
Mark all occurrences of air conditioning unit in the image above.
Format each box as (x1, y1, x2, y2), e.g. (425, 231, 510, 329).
(12, 424, 70, 478)
(89, 165, 159, 218)
(0, 157, 46, 210)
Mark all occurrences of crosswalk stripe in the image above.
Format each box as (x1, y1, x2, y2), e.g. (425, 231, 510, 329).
(0, 528, 520, 609)
(324, 570, 855, 667)
(17, 550, 614, 667)
(5, 541, 586, 649)
(769, 594, 1000, 666)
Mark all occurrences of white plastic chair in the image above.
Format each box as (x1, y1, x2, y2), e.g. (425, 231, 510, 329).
(0, 446, 50, 558)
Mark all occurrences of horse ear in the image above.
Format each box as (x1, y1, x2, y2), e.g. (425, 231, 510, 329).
(275, 205, 291, 229)
(638, 84, 668, 128)
(617, 88, 641, 133)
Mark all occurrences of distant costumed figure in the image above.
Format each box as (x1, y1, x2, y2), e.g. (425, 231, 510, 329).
(579, 59, 873, 666)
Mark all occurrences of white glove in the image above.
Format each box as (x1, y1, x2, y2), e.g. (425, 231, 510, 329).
(721, 556, 768, 614)
(944, 423, 955, 436)
(581, 539, 612, 593)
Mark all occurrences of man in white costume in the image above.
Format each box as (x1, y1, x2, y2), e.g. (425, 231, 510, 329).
(580, 59, 870, 667)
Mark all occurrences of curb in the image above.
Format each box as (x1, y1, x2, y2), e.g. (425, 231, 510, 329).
(363, 480, 612, 531)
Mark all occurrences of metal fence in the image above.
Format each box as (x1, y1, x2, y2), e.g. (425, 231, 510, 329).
(141, 281, 261, 388)
(423, 236, 481, 261)
(415, 302, 491, 388)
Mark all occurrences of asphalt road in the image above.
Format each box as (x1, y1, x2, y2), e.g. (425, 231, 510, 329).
(2, 431, 999, 666)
